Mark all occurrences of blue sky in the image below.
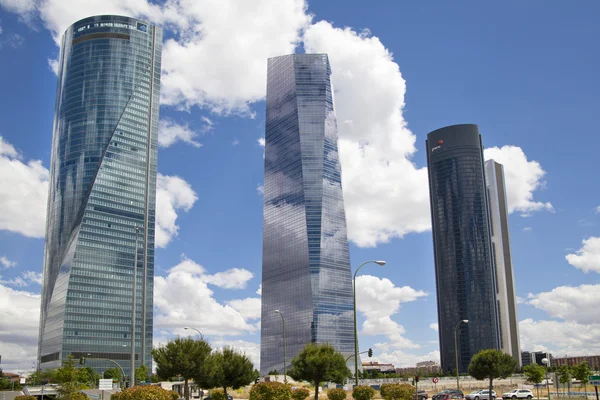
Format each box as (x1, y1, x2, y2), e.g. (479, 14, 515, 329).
(1, 0, 599, 373)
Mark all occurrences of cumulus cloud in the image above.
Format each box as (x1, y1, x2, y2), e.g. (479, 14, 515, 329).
(257, 137, 265, 147)
(228, 297, 261, 320)
(0, 256, 17, 269)
(210, 338, 260, 369)
(519, 318, 600, 357)
(158, 119, 202, 148)
(0, 136, 49, 238)
(256, 284, 262, 295)
(0, 270, 42, 287)
(565, 237, 600, 274)
(0, 283, 40, 371)
(527, 284, 600, 325)
(373, 348, 441, 368)
(154, 256, 257, 335)
(429, 323, 438, 332)
(256, 185, 264, 195)
(484, 145, 553, 215)
(156, 173, 198, 248)
(355, 274, 427, 349)
(304, 21, 431, 247)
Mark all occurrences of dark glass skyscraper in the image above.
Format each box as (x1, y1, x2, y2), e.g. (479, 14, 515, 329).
(426, 124, 500, 374)
(38, 15, 161, 376)
(260, 54, 354, 375)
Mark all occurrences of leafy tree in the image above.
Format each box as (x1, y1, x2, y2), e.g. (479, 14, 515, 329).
(104, 367, 122, 380)
(112, 385, 179, 400)
(289, 343, 351, 400)
(198, 346, 256, 399)
(54, 356, 87, 397)
(152, 336, 212, 400)
(151, 373, 161, 383)
(135, 364, 149, 383)
(572, 361, 591, 399)
(268, 370, 279, 375)
(558, 365, 572, 396)
(76, 366, 99, 387)
(468, 349, 517, 400)
(14, 396, 37, 400)
(523, 364, 545, 399)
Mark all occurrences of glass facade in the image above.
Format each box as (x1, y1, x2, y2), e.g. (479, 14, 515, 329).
(260, 54, 354, 375)
(485, 160, 521, 367)
(38, 15, 161, 376)
(426, 124, 500, 374)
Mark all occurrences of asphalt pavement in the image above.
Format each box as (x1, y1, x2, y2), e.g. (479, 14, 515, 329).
(0, 392, 24, 400)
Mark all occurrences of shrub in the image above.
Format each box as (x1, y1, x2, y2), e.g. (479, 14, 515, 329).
(292, 388, 311, 400)
(64, 393, 88, 400)
(352, 386, 375, 400)
(212, 388, 227, 400)
(171, 391, 181, 400)
(379, 384, 414, 400)
(114, 385, 177, 400)
(14, 396, 37, 400)
(327, 388, 347, 400)
(249, 381, 292, 400)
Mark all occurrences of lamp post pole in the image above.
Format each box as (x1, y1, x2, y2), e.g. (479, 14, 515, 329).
(353, 260, 386, 387)
(275, 310, 287, 383)
(542, 358, 551, 400)
(184, 327, 204, 341)
(130, 226, 140, 388)
(454, 319, 469, 390)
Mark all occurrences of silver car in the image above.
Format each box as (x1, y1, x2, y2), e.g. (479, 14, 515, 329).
(465, 390, 496, 400)
(501, 390, 533, 399)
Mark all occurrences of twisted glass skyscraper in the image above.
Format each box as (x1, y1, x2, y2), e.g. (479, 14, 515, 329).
(38, 15, 161, 376)
(260, 54, 354, 375)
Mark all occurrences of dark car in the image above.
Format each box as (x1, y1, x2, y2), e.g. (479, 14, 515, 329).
(413, 389, 428, 400)
(433, 390, 464, 400)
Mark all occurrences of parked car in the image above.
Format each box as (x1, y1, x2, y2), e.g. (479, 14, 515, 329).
(433, 390, 464, 400)
(413, 389, 428, 400)
(204, 396, 233, 400)
(465, 390, 496, 400)
(501, 390, 533, 399)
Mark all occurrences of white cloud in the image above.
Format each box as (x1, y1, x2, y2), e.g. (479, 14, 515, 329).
(372, 349, 441, 369)
(256, 184, 264, 195)
(0, 283, 40, 372)
(228, 297, 261, 320)
(429, 323, 438, 332)
(47, 57, 58, 74)
(565, 237, 600, 274)
(154, 256, 257, 336)
(203, 268, 254, 289)
(210, 339, 260, 369)
(0, 256, 17, 269)
(0, 136, 49, 238)
(158, 119, 202, 148)
(304, 22, 431, 248)
(523, 227, 532, 232)
(256, 284, 262, 295)
(257, 137, 265, 147)
(596, 206, 600, 214)
(484, 145, 553, 214)
(0, 270, 42, 287)
(155, 173, 198, 248)
(527, 284, 600, 325)
(0, 0, 36, 15)
(519, 318, 600, 357)
(355, 275, 427, 349)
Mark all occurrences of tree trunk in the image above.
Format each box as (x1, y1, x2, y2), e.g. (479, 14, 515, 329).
(314, 381, 320, 400)
(489, 377, 494, 400)
(224, 386, 228, 400)
(536, 384, 540, 399)
(184, 378, 190, 400)
(583, 383, 587, 400)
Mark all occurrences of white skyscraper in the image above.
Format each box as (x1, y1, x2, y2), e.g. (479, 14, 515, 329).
(485, 159, 522, 367)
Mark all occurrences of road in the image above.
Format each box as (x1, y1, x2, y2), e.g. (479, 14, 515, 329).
(0, 391, 23, 400)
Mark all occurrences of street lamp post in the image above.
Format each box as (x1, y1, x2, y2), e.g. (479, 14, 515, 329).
(353, 260, 386, 387)
(454, 319, 469, 390)
(542, 358, 551, 400)
(275, 310, 287, 383)
(184, 327, 204, 341)
(131, 226, 140, 388)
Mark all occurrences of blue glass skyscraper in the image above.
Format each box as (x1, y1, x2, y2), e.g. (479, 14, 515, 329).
(260, 54, 354, 375)
(38, 15, 161, 376)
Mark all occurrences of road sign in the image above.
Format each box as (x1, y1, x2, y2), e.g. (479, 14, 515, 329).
(99, 379, 114, 390)
(589, 375, 600, 386)
(433, 377, 439, 384)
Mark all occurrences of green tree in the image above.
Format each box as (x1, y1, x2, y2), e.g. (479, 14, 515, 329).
(53, 356, 88, 397)
(523, 364, 545, 399)
(288, 343, 351, 400)
(76, 366, 99, 387)
(152, 336, 212, 400)
(572, 361, 591, 399)
(135, 364, 149, 383)
(198, 346, 256, 399)
(268, 370, 279, 375)
(151, 373, 161, 383)
(558, 365, 572, 397)
(468, 349, 517, 400)
(104, 367, 122, 380)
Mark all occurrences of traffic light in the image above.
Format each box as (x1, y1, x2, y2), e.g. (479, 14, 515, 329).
(415, 375, 419, 383)
(368, 348, 373, 357)
(79, 357, 85, 365)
